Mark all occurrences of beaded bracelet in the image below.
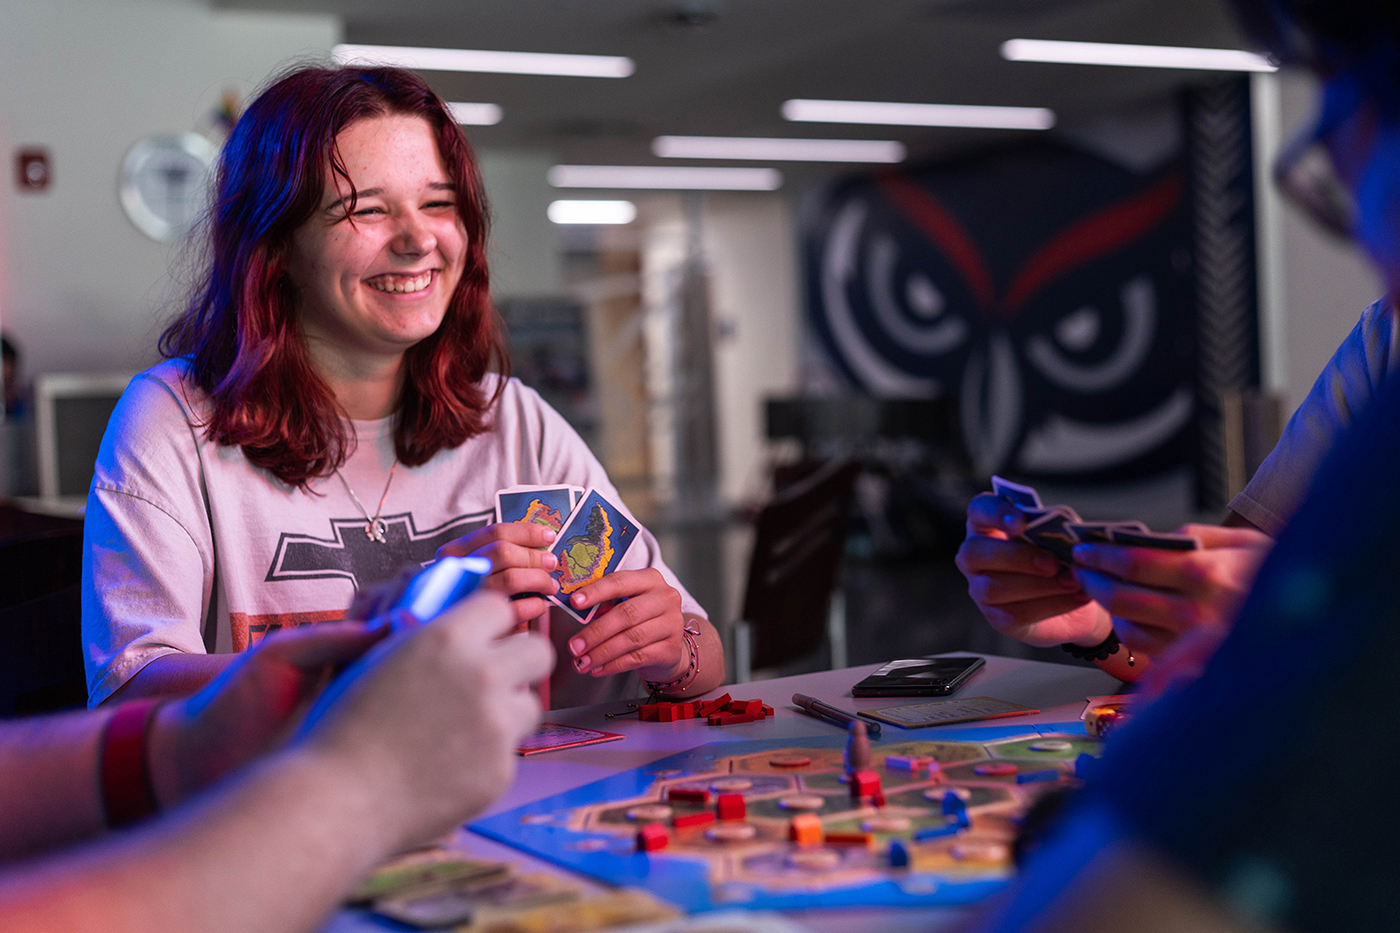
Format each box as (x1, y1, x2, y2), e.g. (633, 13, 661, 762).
(1061, 630, 1135, 666)
(646, 620, 702, 697)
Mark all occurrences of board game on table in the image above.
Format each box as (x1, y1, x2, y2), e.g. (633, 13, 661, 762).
(470, 720, 1098, 912)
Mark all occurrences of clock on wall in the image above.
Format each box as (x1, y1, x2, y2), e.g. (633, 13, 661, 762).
(118, 133, 218, 242)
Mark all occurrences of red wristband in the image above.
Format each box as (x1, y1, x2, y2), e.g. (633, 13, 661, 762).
(100, 699, 162, 828)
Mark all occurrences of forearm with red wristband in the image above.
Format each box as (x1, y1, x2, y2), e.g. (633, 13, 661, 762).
(99, 698, 165, 828)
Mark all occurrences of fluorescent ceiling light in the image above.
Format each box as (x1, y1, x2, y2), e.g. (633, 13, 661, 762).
(333, 44, 634, 78)
(782, 99, 1055, 131)
(547, 165, 783, 191)
(653, 135, 905, 163)
(448, 102, 503, 125)
(548, 200, 638, 224)
(1001, 38, 1276, 72)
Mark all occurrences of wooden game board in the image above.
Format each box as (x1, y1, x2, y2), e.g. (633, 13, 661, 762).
(470, 721, 1098, 911)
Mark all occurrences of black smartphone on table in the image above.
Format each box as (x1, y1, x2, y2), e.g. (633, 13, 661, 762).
(851, 656, 986, 697)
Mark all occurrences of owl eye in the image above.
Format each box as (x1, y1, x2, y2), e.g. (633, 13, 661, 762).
(1025, 275, 1156, 393)
(1055, 306, 1100, 352)
(905, 274, 945, 320)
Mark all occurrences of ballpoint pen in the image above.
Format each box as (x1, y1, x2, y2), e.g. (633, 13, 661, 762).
(791, 693, 881, 736)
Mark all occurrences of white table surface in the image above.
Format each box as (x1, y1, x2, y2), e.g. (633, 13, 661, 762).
(327, 653, 1121, 933)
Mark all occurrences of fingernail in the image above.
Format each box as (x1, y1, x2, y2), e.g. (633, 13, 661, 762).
(569, 637, 585, 656)
(543, 553, 558, 570)
(542, 529, 556, 542)
(573, 655, 590, 672)
(572, 592, 586, 608)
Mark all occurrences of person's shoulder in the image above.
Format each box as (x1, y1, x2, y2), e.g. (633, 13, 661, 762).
(116, 358, 207, 426)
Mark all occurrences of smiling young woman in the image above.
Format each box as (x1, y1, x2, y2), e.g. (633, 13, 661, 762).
(83, 66, 724, 710)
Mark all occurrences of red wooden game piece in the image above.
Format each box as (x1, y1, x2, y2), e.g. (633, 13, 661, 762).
(667, 787, 710, 803)
(636, 822, 669, 851)
(673, 811, 715, 829)
(637, 704, 662, 722)
(825, 831, 874, 849)
(717, 793, 746, 821)
(698, 693, 732, 717)
(657, 705, 679, 722)
(974, 762, 1019, 777)
(731, 699, 763, 715)
(761, 705, 774, 717)
(708, 711, 765, 726)
(789, 813, 823, 846)
(850, 769, 881, 799)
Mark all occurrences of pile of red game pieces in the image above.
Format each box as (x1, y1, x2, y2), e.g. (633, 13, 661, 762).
(636, 692, 774, 726)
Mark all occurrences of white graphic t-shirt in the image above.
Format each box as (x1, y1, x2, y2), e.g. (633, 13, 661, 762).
(83, 359, 703, 708)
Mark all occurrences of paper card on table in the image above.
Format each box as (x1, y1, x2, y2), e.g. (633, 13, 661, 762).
(495, 485, 575, 535)
(547, 488, 639, 624)
(517, 722, 626, 756)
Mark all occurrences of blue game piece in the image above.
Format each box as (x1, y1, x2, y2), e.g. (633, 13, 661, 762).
(1074, 752, 1098, 779)
(888, 840, 910, 868)
(1015, 769, 1062, 785)
(941, 791, 967, 820)
(913, 820, 961, 841)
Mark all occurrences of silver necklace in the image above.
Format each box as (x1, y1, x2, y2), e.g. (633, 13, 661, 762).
(337, 460, 399, 543)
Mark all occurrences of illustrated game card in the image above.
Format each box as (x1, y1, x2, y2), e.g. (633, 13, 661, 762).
(1108, 528, 1201, 551)
(517, 722, 626, 756)
(1021, 506, 1082, 563)
(547, 488, 639, 624)
(495, 485, 576, 536)
(1066, 521, 1148, 544)
(991, 475, 1043, 510)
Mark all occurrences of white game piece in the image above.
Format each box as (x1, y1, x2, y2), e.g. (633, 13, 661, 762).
(778, 794, 826, 811)
(862, 816, 912, 833)
(711, 778, 753, 791)
(706, 823, 758, 842)
(787, 849, 841, 871)
(626, 804, 674, 822)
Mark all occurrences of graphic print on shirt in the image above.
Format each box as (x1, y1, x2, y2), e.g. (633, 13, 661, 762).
(263, 509, 491, 589)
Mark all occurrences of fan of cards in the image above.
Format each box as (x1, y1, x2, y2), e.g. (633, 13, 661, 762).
(991, 475, 1200, 564)
(495, 484, 639, 624)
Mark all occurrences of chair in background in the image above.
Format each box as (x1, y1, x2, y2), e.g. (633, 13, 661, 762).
(731, 457, 860, 683)
(0, 527, 86, 716)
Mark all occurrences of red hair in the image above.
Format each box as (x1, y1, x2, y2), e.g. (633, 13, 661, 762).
(160, 65, 507, 489)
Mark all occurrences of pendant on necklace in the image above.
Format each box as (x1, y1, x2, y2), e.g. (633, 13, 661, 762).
(366, 518, 388, 543)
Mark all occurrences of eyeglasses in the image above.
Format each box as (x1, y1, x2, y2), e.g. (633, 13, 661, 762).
(1272, 71, 1364, 240)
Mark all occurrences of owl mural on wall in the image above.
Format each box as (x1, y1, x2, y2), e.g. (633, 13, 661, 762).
(804, 142, 1198, 483)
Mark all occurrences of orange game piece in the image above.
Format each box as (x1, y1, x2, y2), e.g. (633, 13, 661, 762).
(636, 822, 669, 852)
(717, 793, 746, 821)
(789, 813, 823, 846)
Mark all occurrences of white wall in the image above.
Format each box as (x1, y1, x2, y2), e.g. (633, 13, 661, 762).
(1271, 71, 1386, 413)
(0, 0, 341, 378)
(477, 148, 562, 298)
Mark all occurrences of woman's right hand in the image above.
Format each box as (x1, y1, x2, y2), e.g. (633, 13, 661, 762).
(436, 523, 560, 623)
(954, 493, 1113, 648)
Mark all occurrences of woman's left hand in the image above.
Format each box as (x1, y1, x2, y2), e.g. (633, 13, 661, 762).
(563, 568, 687, 681)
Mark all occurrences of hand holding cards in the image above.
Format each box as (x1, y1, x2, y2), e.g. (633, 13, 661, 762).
(494, 485, 639, 624)
(990, 475, 1201, 560)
